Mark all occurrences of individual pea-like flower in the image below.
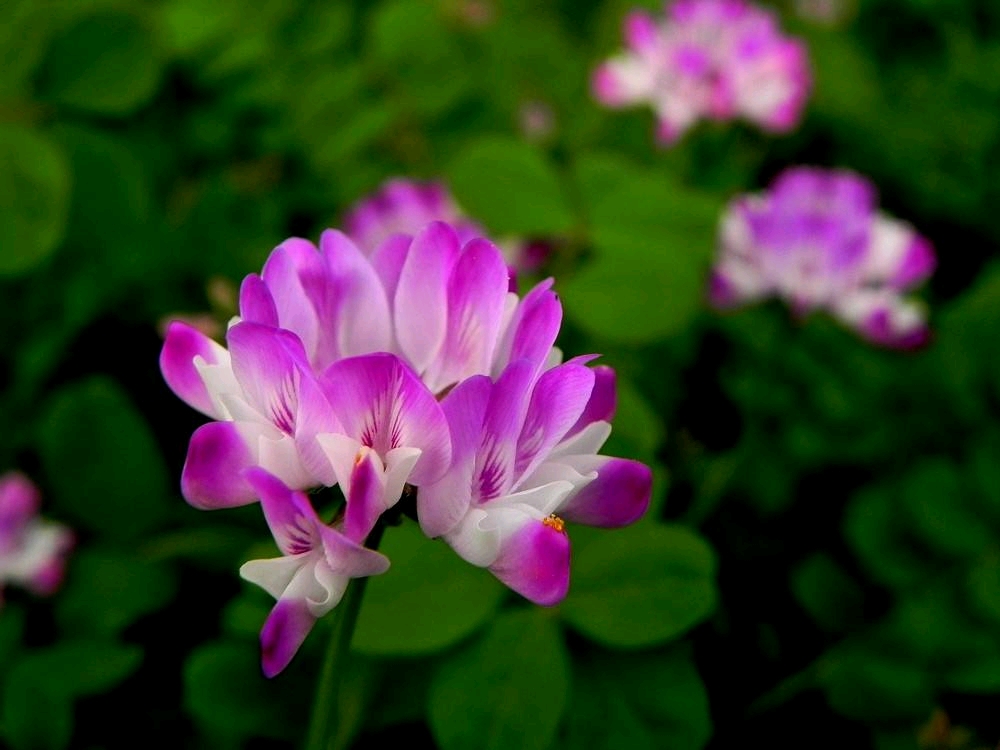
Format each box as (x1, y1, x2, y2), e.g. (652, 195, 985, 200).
(343, 178, 550, 274)
(710, 166, 936, 348)
(592, 0, 811, 145)
(0, 472, 73, 606)
(418, 358, 651, 605)
(239, 469, 390, 677)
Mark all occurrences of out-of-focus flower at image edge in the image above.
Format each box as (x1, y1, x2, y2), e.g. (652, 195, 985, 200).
(0, 472, 73, 607)
(160, 218, 651, 676)
(592, 0, 811, 145)
(710, 166, 936, 348)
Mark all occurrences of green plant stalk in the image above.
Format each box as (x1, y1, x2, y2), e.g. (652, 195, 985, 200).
(304, 523, 385, 750)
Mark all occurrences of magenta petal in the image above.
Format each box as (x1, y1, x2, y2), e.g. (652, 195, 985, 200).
(239, 274, 279, 327)
(261, 239, 323, 359)
(567, 365, 616, 438)
(370, 233, 413, 304)
(245, 468, 321, 556)
(624, 10, 658, 53)
(0, 473, 40, 548)
(418, 376, 491, 538)
(892, 235, 936, 290)
(430, 237, 509, 389)
(227, 322, 311, 435)
(474, 360, 536, 500)
(490, 519, 570, 606)
(500, 279, 562, 374)
(561, 457, 651, 528)
(394, 222, 461, 373)
(181, 422, 258, 509)
(260, 597, 316, 678)
(318, 230, 392, 360)
(322, 353, 452, 485)
(343, 450, 383, 543)
(160, 321, 226, 417)
(514, 364, 596, 483)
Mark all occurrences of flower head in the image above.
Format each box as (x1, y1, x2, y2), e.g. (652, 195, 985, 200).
(592, 0, 811, 144)
(710, 166, 936, 347)
(419, 359, 651, 605)
(0, 473, 73, 605)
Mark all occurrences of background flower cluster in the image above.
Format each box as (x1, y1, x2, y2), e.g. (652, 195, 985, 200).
(0, 0, 999, 749)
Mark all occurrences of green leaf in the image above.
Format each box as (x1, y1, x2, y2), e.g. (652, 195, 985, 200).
(447, 137, 574, 235)
(0, 672, 72, 750)
(899, 459, 991, 559)
(844, 486, 937, 590)
(184, 641, 296, 740)
(10, 641, 142, 697)
(562, 155, 722, 343)
(353, 521, 506, 656)
(428, 609, 570, 750)
(37, 10, 164, 115)
(966, 556, 1000, 625)
(820, 642, 934, 722)
(791, 554, 864, 633)
(561, 523, 717, 648)
(51, 125, 154, 282)
(56, 548, 176, 637)
(0, 125, 71, 276)
(563, 645, 711, 750)
(38, 377, 172, 540)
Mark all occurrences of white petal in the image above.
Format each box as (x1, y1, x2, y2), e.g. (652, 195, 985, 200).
(240, 554, 309, 601)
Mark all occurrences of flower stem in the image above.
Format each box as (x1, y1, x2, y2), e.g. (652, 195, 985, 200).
(304, 523, 385, 750)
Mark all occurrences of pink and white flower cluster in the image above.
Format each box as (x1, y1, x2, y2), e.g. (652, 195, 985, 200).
(161, 220, 651, 676)
(710, 166, 936, 347)
(592, 0, 811, 145)
(0, 473, 72, 607)
(343, 178, 550, 275)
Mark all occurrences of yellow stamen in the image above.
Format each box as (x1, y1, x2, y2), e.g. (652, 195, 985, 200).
(542, 514, 565, 533)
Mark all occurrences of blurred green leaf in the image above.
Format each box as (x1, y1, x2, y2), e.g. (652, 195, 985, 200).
(966, 556, 1000, 625)
(1, 672, 72, 750)
(791, 553, 865, 633)
(844, 486, 937, 590)
(184, 641, 294, 740)
(9, 640, 142, 697)
(353, 521, 506, 656)
(51, 125, 154, 282)
(899, 459, 991, 559)
(0, 606, 25, 677)
(38, 377, 172, 540)
(563, 645, 711, 750)
(820, 642, 934, 722)
(0, 124, 71, 276)
(562, 155, 722, 343)
(56, 548, 177, 636)
(428, 608, 570, 750)
(562, 523, 717, 648)
(37, 9, 164, 115)
(448, 136, 574, 235)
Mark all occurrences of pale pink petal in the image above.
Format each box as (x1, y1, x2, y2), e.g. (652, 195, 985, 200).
(245, 468, 322, 556)
(342, 448, 386, 543)
(493, 279, 562, 376)
(394, 222, 461, 373)
(474, 360, 536, 501)
(238, 274, 278, 327)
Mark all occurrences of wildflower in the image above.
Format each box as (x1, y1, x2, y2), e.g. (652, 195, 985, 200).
(710, 166, 936, 347)
(592, 0, 810, 144)
(419, 359, 651, 604)
(239, 470, 389, 677)
(0, 473, 72, 605)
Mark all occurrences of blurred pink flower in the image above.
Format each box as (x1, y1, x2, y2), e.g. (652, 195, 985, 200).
(592, 0, 811, 144)
(710, 166, 935, 348)
(0, 473, 72, 606)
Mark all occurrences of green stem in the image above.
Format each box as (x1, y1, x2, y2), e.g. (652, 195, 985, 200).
(304, 523, 385, 750)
